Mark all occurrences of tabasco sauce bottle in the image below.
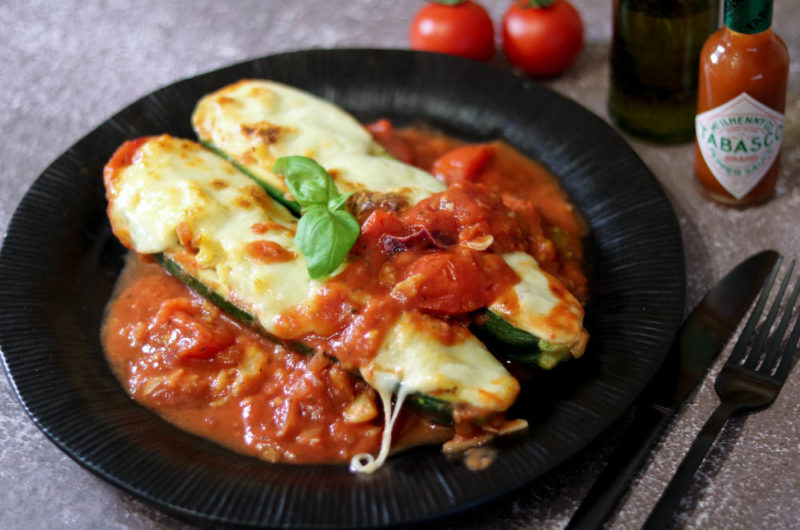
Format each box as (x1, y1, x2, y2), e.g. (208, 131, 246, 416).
(694, 0, 789, 205)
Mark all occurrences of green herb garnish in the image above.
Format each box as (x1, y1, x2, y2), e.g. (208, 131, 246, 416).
(272, 156, 359, 279)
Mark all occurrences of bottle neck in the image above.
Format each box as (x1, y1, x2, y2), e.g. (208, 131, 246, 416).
(725, 0, 773, 34)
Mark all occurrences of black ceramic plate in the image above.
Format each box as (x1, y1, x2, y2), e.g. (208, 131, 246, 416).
(0, 49, 684, 528)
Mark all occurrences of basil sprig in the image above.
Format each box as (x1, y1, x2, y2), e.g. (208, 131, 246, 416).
(273, 156, 359, 279)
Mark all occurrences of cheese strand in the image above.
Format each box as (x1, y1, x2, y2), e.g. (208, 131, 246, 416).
(349, 384, 410, 474)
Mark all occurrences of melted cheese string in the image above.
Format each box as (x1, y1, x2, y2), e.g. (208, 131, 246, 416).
(349, 384, 410, 474)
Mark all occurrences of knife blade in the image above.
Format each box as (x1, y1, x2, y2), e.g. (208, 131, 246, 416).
(566, 249, 780, 530)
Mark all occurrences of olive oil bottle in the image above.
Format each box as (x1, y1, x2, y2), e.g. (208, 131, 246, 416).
(609, 0, 720, 143)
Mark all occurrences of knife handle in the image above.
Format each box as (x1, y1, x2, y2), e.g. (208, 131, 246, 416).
(566, 404, 673, 530)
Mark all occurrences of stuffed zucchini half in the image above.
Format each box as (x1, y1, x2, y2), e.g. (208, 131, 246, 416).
(191, 79, 588, 368)
(191, 80, 443, 213)
(104, 135, 520, 472)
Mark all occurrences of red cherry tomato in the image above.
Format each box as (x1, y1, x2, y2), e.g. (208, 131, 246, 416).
(409, 1, 495, 62)
(502, 0, 583, 77)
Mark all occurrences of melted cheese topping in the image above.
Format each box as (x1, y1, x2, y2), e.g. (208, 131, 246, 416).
(191, 79, 444, 205)
(192, 80, 375, 179)
(350, 382, 409, 474)
(354, 311, 519, 474)
(107, 135, 312, 331)
(491, 252, 588, 360)
(325, 153, 445, 205)
(363, 312, 518, 410)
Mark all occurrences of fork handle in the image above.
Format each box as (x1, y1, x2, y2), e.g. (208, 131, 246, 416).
(641, 400, 738, 530)
(566, 405, 673, 530)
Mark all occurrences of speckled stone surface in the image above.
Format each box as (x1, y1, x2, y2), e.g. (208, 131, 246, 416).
(1, 1, 798, 528)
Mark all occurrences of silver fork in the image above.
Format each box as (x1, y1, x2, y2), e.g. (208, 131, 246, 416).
(642, 257, 800, 530)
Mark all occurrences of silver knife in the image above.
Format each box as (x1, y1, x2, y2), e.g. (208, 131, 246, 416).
(566, 249, 780, 530)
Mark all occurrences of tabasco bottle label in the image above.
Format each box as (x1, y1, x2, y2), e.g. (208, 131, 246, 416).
(695, 92, 784, 199)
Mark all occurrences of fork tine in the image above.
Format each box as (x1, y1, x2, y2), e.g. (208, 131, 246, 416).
(744, 260, 796, 369)
(774, 287, 800, 383)
(761, 262, 800, 374)
(728, 256, 783, 365)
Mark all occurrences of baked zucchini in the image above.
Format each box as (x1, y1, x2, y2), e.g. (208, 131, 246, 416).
(191, 79, 588, 368)
(191, 79, 443, 208)
(477, 252, 588, 369)
(104, 135, 520, 431)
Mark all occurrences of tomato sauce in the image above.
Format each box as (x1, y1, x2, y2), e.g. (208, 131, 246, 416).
(245, 240, 296, 263)
(367, 119, 462, 170)
(366, 122, 588, 302)
(272, 181, 525, 367)
(104, 257, 387, 463)
(102, 123, 587, 465)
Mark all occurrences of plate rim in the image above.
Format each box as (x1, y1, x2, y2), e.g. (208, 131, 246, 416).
(0, 48, 685, 528)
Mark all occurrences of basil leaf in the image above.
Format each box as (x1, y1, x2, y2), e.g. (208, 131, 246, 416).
(273, 155, 360, 277)
(296, 206, 360, 278)
(273, 156, 338, 207)
(328, 192, 352, 212)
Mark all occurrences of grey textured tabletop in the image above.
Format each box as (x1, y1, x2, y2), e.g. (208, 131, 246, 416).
(1, 1, 799, 529)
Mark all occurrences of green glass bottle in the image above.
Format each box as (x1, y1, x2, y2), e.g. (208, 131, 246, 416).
(609, 0, 720, 143)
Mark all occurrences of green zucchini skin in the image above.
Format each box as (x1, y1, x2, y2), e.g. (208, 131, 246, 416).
(474, 310, 572, 370)
(156, 254, 454, 423)
(157, 254, 255, 326)
(200, 140, 302, 216)
(404, 393, 453, 426)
